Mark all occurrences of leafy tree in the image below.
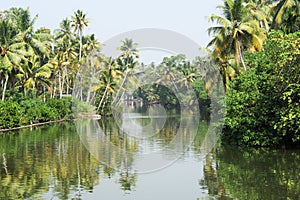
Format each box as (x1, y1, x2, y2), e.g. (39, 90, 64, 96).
(223, 30, 300, 147)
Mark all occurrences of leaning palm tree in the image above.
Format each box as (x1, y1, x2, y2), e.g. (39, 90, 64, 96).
(71, 10, 89, 61)
(95, 58, 122, 112)
(207, 0, 267, 71)
(112, 38, 139, 105)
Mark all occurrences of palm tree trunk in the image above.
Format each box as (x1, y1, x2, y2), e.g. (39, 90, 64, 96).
(65, 67, 69, 95)
(235, 39, 247, 71)
(112, 65, 128, 105)
(79, 30, 82, 61)
(238, 40, 247, 71)
(234, 39, 241, 67)
(97, 79, 110, 112)
(58, 69, 63, 99)
(2, 75, 9, 101)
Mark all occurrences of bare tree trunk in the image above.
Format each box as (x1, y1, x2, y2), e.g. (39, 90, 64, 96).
(238, 40, 247, 71)
(65, 67, 69, 95)
(61, 68, 66, 97)
(235, 39, 241, 67)
(58, 69, 63, 99)
(1, 75, 8, 101)
(112, 65, 128, 105)
(53, 76, 57, 98)
(79, 30, 82, 61)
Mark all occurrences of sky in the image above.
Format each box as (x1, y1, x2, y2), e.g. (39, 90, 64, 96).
(1, 0, 222, 63)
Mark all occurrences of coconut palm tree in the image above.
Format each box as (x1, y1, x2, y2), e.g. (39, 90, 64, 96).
(0, 17, 27, 101)
(54, 18, 74, 43)
(53, 18, 79, 98)
(270, 0, 300, 31)
(112, 38, 139, 104)
(16, 55, 53, 97)
(95, 57, 122, 112)
(207, 0, 267, 71)
(71, 10, 89, 61)
(244, 0, 272, 31)
(82, 34, 101, 56)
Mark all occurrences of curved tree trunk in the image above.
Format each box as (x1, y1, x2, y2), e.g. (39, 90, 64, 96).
(112, 65, 128, 105)
(97, 78, 110, 112)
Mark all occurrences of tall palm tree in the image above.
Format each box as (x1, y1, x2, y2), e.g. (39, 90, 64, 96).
(112, 38, 139, 104)
(53, 18, 78, 98)
(0, 18, 27, 101)
(95, 57, 122, 112)
(207, 0, 267, 71)
(54, 18, 74, 44)
(71, 10, 89, 61)
(270, 0, 300, 31)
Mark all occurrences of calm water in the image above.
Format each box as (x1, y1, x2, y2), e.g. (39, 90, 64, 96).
(1, 114, 300, 199)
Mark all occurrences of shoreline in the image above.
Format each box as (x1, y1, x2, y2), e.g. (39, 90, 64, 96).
(0, 119, 70, 133)
(0, 114, 102, 133)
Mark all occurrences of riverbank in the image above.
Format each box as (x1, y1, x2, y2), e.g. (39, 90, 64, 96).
(0, 113, 101, 133)
(0, 119, 68, 133)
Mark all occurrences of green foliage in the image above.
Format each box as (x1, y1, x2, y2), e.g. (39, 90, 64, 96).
(223, 30, 300, 147)
(0, 97, 73, 129)
(0, 100, 22, 129)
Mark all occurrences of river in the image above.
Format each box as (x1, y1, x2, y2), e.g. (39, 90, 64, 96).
(0, 110, 300, 199)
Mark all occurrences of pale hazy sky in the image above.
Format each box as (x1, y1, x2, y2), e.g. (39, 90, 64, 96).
(1, 0, 222, 63)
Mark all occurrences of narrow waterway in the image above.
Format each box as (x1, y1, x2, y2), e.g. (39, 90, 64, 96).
(0, 112, 299, 199)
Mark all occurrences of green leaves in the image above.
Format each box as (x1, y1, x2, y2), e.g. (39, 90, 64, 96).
(0, 97, 73, 129)
(223, 30, 300, 147)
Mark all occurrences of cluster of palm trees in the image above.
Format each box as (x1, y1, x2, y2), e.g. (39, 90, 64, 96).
(0, 8, 99, 101)
(1, 0, 299, 104)
(0, 7, 145, 115)
(207, 0, 299, 84)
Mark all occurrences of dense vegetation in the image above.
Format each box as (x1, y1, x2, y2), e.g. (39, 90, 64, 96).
(0, 0, 299, 147)
(0, 97, 72, 129)
(207, 0, 300, 147)
(223, 31, 300, 147)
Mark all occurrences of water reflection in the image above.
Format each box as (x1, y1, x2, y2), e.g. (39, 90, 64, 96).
(201, 145, 300, 200)
(76, 106, 200, 173)
(0, 112, 207, 199)
(0, 124, 101, 199)
(1, 117, 300, 199)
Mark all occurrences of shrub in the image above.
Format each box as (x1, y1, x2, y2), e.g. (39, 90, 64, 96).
(223, 31, 300, 147)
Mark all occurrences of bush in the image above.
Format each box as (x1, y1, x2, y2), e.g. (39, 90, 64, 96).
(223, 31, 300, 147)
(0, 100, 22, 129)
(0, 97, 73, 129)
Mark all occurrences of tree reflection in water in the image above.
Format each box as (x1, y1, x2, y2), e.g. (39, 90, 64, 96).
(200, 145, 300, 200)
